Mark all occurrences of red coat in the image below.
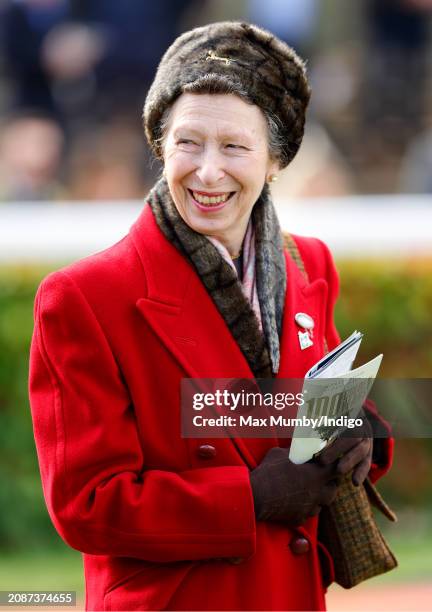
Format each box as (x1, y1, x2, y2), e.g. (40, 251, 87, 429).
(29, 204, 392, 611)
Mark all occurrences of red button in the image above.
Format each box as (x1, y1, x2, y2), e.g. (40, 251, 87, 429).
(290, 536, 310, 555)
(197, 444, 217, 459)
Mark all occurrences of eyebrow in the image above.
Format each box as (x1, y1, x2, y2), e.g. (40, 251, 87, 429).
(172, 125, 255, 144)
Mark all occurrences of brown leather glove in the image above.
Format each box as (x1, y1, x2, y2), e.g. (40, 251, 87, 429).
(250, 447, 341, 525)
(250, 415, 374, 525)
(317, 413, 373, 486)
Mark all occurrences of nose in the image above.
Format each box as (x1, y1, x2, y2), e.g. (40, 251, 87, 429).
(195, 147, 225, 186)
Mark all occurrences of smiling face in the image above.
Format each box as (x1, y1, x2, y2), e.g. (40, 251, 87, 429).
(162, 93, 279, 256)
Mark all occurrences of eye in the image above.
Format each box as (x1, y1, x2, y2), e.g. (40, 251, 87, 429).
(225, 143, 247, 150)
(177, 139, 196, 145)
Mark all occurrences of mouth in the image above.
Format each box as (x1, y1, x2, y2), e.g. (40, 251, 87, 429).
(187, 189, 236, 211)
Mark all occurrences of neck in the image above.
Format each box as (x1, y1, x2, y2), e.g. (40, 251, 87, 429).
(210, 222, 249, 259)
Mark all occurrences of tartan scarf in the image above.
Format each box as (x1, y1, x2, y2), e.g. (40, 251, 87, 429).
(147, 177, 286, 377)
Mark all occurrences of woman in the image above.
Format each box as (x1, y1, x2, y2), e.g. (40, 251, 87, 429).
(29, 22, 393, 611)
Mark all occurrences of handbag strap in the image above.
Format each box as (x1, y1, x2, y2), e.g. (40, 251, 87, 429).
(283, 232, 310, 283)
(364, 478, 397, 522)
(283, 232, 328, 354)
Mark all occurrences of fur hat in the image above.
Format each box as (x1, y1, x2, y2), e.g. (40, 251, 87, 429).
(143, 21, 311, 168)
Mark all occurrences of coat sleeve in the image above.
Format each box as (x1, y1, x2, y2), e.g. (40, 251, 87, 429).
(317, 239, 394, 482)
(29, 271, 256, 562)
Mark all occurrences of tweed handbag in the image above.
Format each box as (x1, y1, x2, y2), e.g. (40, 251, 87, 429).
(318, 474, 398, 588)
(284, 232, 398, 588)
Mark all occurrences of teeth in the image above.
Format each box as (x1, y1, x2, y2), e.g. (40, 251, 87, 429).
(192, 191, 230, 205)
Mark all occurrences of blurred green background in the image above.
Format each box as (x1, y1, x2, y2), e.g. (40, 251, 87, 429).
(0, 259, 431, 602)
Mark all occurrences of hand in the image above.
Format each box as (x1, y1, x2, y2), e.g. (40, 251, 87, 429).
(250, 447, 341, 525)
(317, 414, 373, 486)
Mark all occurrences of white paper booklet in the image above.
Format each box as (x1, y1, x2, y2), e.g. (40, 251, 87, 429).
(289, 332, 383, 464)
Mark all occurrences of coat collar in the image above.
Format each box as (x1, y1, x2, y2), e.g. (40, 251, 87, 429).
(131, 204, 327, 467)
(132, 204, 253, 380)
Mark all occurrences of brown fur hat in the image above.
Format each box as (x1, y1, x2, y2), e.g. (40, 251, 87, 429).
(143, 21, 311, 168)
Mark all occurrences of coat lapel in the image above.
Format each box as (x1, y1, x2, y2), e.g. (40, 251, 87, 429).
(131, 205, 328, 467)
(278, 251, 328, 379)
(132, 206, 273, 467)
(132, 205, 253, 380)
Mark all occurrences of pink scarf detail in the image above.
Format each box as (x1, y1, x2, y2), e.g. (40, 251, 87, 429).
(207, 220, 263, 329)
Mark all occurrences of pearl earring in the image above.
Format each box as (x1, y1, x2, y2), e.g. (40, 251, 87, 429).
(267, 174, 278, 183)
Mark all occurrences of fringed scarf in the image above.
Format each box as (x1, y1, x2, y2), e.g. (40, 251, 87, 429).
(147, 178, 286, 377)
